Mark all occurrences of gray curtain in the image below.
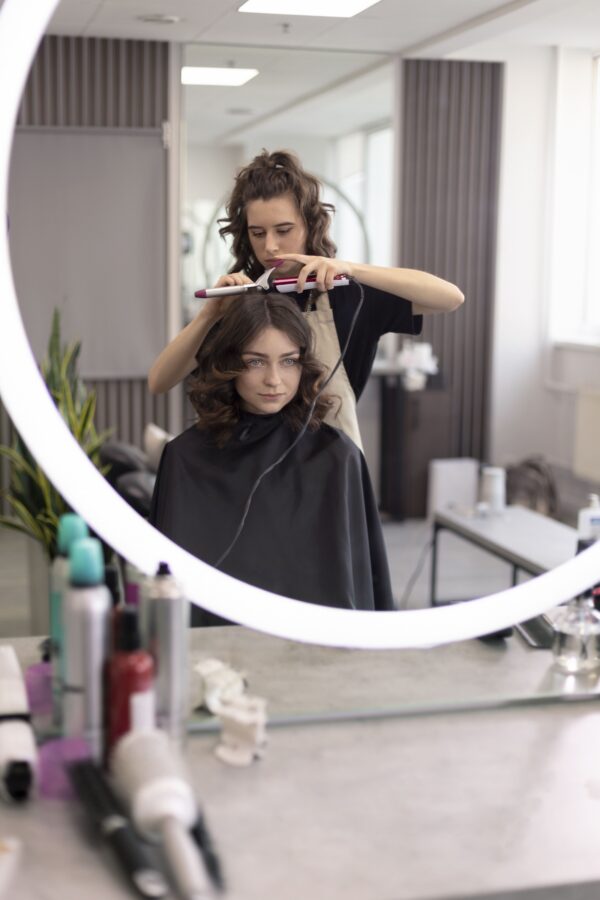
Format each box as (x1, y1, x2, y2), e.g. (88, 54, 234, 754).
(399, 58, 503, 461)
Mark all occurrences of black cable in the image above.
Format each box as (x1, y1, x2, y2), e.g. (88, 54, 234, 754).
(214, 277, 365, 569)
(396, 536, 434, 610)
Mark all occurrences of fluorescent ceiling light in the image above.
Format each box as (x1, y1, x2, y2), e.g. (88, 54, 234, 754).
(181, 66, 258, 87)
(238, 0, 380, 16)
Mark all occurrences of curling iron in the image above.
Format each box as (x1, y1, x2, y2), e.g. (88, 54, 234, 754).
(194, 266, 349, 299)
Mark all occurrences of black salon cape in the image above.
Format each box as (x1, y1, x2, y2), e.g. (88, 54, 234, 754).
(149, 412, 393, 625)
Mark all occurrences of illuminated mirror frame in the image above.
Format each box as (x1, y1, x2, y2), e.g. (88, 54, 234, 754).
(1, 0, 599, 649)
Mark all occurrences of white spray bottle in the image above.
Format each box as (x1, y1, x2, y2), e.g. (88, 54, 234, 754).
(577, 493, 600, 542)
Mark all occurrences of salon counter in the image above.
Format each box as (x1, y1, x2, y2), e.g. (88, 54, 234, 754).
(5, 627, 600, 900)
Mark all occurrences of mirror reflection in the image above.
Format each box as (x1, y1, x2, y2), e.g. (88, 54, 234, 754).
(2, 1, 600, 713)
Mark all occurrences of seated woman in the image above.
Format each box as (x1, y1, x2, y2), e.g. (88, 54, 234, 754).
(149, 291, 393, 624)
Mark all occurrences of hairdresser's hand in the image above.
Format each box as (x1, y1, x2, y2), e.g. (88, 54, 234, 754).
(276, 254, 354, 292)
(213, 271, 253, 291)
(205, 271, 254, 319)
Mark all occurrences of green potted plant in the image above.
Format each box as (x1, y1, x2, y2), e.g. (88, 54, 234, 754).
(0, 309, 111, 561)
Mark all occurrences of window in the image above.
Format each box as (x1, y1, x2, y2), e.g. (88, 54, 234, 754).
(331, 125, 393, 266)
(584, 56, 600, 336)
(550, 50, 600, 345)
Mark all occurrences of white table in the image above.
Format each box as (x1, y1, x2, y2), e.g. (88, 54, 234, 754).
(430, 505, 578, 604)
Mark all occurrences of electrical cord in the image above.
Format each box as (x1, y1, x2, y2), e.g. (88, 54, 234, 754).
(214, 277, 365, 569)
(396, 536, 434, 610)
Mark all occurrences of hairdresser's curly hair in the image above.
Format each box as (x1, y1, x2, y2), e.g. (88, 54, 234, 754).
(218, 149, 337, 281)
(188, 292, 335, 447)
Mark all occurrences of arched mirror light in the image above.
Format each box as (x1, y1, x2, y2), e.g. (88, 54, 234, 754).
(1, 0, 599, 650)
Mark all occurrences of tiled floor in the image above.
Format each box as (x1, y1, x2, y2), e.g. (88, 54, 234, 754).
(0, 520, 516, 638)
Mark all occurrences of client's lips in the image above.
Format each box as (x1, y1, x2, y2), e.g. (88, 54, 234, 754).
(259, 394, 285, 400)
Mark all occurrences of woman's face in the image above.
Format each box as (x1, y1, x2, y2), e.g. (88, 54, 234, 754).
(235, 326, 302, 416)
(246, 193, 307, 276)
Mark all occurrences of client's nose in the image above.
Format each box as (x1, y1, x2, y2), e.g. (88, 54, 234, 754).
(264, 364, 281, 386)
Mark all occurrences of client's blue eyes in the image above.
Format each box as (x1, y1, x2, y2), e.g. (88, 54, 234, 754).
(245, 358, 299, 369)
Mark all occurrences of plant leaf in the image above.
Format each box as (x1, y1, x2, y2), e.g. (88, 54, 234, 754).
(0, 516, 41, 540)
(0, 445, 39, 483)
(2, 495, 51, 549)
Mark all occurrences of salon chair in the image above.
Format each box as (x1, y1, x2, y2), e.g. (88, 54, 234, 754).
(99, 440, 150, 488)
(100, 439, 156, 519)
(99, 425, 173, 520)
(115, 470, 156, 518)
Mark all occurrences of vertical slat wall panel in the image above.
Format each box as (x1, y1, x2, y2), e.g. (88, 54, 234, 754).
(400, 59, 502, 461)
(17, 35, 168, 128)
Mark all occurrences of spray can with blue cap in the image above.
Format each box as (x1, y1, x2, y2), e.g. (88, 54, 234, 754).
(49, 513, 89, 723)
(62, 537, 111, 762)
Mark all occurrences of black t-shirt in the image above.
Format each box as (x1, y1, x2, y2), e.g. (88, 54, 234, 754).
(291, 282, 422, 401)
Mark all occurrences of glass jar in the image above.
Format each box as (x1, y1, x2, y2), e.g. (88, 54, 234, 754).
(552, 595, 600, 674)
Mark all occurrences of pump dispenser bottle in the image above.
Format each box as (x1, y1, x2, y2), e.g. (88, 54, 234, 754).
(577, 493, 600, 541)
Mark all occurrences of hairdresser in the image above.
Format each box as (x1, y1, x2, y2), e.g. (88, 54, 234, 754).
(148, 149, 464, 447)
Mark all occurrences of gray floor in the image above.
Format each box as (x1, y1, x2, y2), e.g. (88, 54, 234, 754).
(0, 519, 516, 638)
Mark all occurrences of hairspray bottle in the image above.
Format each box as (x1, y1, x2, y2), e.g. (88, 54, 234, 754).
(141, 563, 189, 746)
(50, 513, 89, 722)
(62, 537, 111, 762)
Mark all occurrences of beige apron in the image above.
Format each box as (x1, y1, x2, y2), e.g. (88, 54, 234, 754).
(304, 291, 364, 452)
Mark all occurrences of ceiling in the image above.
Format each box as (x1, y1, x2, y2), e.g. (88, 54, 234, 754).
(47, 0, 600, 145)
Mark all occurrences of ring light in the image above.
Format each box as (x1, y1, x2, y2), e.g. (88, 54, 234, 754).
(1, 0, 599, 649)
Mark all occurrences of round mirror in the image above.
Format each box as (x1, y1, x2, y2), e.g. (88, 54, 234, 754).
(1, 0, 599, 649)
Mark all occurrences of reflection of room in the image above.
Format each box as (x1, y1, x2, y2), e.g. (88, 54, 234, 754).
(2, 2, 600, 898)
(3, 0, 599, 625)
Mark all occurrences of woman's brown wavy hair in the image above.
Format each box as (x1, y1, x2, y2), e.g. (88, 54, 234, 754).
(188, 292, 335, 447)
(218, 149, 337, 281)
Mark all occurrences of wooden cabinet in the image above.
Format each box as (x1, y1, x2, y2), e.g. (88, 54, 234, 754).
(379, 375, 453, 519)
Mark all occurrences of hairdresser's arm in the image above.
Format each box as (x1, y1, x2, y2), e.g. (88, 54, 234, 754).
(147, 272, 251, 394)
(276, 254, 464, 315)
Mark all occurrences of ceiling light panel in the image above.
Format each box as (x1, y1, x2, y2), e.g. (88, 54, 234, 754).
(181, 66, 259, 86)
(238, 0, 381, 17)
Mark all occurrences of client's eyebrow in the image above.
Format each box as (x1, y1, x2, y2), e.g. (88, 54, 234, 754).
(241, 351, 300, 358)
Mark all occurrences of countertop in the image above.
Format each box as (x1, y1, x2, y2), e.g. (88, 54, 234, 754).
(4, 627, 600, 900)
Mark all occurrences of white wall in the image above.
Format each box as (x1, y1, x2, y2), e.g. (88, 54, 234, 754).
(239, 135, 334, 181)
(181, 143, 243, 310)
